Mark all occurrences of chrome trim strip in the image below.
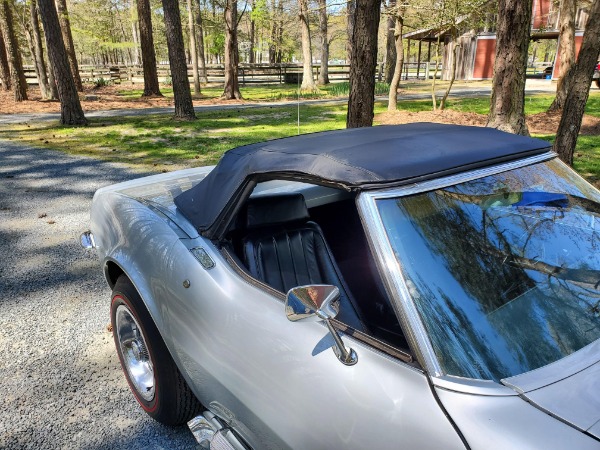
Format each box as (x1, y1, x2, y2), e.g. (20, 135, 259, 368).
(357, 152, 556, 378)
(358, 193, 442, 376)
(369, 151, 555, 199)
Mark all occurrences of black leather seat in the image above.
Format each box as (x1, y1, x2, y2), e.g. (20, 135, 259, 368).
(241, 194, 367, 332)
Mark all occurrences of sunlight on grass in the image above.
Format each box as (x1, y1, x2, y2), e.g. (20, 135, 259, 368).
(1, 104, 350, 167)
(2, 91, 599, 181)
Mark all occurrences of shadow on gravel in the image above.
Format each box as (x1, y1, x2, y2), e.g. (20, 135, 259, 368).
(0, 140, 155, 301)
(0, 140, 197, 448)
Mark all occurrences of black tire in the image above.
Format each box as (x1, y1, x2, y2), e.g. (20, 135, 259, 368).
(111, 275, 202, 425)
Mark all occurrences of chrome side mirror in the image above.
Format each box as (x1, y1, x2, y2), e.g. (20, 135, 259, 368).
(80, 231, 96, 249)
(285, 285, 357, 366)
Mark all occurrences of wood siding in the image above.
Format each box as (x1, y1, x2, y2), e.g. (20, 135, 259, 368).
(442, 33, 477, 80)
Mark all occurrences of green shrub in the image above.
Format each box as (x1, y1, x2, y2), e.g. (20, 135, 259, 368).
(93, 77, 111, 88)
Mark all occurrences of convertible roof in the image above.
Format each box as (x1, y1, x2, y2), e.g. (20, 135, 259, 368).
(175, 123, 552, 235)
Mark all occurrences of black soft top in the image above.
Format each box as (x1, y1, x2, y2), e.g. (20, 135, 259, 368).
(175, 123, 552, 236)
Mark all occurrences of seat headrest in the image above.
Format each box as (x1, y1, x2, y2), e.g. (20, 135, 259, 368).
(246, 194, 309, 229)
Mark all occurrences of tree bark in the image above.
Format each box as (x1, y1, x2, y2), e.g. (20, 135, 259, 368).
(0, 19, 11, 90)
(554, 0, 600, 165)
(37, 0, 87, 125)
(0, 0, 27, 101)
(298, 0, 316, 90)
(162, 0, 196, 118)
(222, 0, 242, 99)
(194, 0, 208, 83)
(486, 0, 533, 135)
(384, 0, 396, 84)
(54, 0, 83, 91)
(276, 0, 283, 62)
(317, 0, 329, 85)
(549, 0, 576, 111)
(187, 0, 201, 94)
(346, 0, 381, 127)
(131, 16, 140, 65)
(29, 0, 53, 99)
(346, 0, 355, 65)
(249, 0, 256, 64)
(137, 0, 162, 97)
(387, 13, 403, 111)
(269, 0, 276, 63)
(440, 32, 459, 110)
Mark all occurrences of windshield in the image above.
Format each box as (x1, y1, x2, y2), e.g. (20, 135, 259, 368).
(377, 159, 600, 381)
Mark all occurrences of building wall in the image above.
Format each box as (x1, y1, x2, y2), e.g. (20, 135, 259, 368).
(442, 33, 478, 80)
(472, 36, 496, 79)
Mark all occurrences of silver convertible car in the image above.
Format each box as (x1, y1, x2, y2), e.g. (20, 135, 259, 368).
(82, 123, 600, 449)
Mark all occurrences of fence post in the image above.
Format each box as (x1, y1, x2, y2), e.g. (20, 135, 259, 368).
(425, 62, 430, 80)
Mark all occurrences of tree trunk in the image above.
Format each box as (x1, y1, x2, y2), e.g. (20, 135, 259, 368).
(54, 0, 83, 91)
(137, 0, 162, 97)
(45, 50, 59, 99)
(162, 0, 196, 118)
(384, 0, 396, 84)
(269, 0, 276, 63)
(131, 17, 140, 65)
(37, 0, 87, 125)
(276, 1, 283, 62)
(554, 0, 600, 165)
(486, 0, 533, 135)
(30, 0, 52, 99)
(0, 19, 11, 90)
(431, 34, 441, 110)
(249, 0, 255, 64)
(222, 0, 242, 99)
(194, 0, 208, 83)
(346, 0, 381, 127)
(346, 0, 355, 65)
(549, 0, 576, 111)
(317, 0, 329, 85)
(440, 32, 459, 110)
(0, 0, 27, 101)
(187, 0, 201, 94)
(387, 13, 403, 111)
(298, 0, 316, 90)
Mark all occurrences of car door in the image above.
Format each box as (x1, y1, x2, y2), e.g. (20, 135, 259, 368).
(162, 236, 465, 450)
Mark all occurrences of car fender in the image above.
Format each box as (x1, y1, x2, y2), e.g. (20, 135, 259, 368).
(91, 190, 181, 340)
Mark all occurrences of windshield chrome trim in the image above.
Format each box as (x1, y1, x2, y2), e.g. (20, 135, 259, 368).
(357, 152, 556, 380)
(368, 151, 555, 199)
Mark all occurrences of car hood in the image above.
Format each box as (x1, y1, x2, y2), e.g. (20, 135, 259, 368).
(502, 339, 600, 437)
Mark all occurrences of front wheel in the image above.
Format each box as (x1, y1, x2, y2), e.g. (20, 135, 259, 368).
(111, 276, 202, 425)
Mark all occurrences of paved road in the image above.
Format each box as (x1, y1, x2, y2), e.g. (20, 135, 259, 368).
(0, 80, 559, 125)
(0, 141, 198, 449)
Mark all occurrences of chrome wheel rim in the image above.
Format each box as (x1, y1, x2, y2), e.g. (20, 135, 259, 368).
(115, 304, 155, 402)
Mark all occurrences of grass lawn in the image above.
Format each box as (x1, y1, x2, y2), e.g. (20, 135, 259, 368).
(117, 82, 392, 102)
(1, 91, 598, 180)
(0, 103, 357, 169)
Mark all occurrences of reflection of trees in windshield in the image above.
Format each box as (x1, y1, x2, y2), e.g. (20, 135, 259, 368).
(381, 160, 600, 380)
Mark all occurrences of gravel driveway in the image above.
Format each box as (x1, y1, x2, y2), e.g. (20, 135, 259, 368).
(0, 141, 198, 449)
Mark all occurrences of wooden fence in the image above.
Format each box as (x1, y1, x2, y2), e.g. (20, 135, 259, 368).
(19, 61, 450, 87)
